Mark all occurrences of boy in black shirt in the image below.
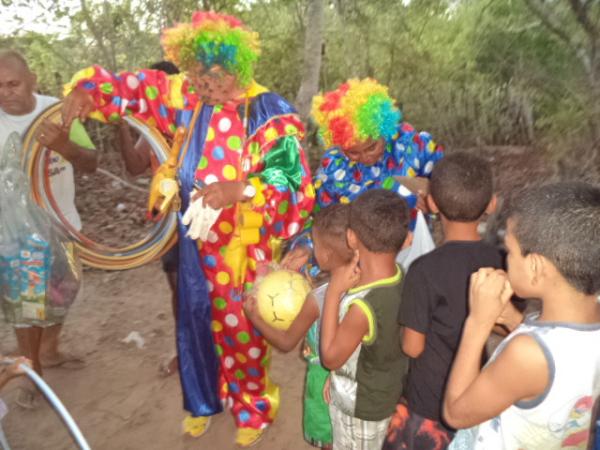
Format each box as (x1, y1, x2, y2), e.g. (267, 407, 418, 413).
(383, 152, 501, 450)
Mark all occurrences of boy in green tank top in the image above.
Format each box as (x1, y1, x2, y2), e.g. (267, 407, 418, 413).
(320, 189, 411, 449)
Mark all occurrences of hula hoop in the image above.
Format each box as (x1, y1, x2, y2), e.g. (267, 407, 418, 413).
(21, 103, 178, 270)
(0, 360, 90, 450)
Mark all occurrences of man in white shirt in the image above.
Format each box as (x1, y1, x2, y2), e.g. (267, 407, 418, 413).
(0, 50, 97, 404)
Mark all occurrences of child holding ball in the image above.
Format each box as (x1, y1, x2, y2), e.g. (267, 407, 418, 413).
(244, 204, 354, 449)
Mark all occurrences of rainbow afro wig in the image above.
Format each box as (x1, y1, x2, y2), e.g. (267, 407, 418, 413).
(161, 11, 260, 86)
(312, 78, 402, 149)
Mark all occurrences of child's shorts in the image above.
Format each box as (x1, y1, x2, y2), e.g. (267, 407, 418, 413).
(329, 402, 390, 450)
(303, 363, 332, 448)
(382, 402, 454, 450)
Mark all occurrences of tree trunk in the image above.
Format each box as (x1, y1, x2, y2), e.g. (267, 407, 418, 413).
(295, 0, 325, 121)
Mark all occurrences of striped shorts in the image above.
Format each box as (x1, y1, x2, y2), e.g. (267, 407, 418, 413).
(329, 403, 391, 450)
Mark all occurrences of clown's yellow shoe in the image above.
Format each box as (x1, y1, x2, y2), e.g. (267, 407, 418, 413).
(235, 426, 266, 447)
(182, 415, 211, 438)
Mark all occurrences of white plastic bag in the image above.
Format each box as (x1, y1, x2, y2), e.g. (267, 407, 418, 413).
(396, 210, 435, 271)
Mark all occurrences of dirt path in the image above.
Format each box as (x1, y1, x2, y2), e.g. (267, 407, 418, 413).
(0, 263, 312, 450)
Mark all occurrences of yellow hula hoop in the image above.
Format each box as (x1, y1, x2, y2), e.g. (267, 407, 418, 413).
(21, 102, 178, 270)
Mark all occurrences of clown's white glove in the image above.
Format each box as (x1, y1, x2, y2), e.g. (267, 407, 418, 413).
(182, 190, 222, 241)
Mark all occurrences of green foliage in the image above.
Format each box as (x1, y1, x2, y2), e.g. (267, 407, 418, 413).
(2, 0, 599, 166)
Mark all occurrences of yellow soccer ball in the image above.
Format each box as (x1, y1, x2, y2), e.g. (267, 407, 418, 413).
(256, 270, 311, 331)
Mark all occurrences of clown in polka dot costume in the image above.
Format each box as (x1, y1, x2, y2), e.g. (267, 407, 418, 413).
(286, 79, 443, 278)
(312, 79, 444, 219)
(63, 12, 314, 446)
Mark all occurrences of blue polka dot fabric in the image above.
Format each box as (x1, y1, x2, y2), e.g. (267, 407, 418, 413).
(314, 122, 443, 212)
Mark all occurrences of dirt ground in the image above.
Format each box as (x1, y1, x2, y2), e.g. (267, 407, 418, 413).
(0, 262, 312, 450)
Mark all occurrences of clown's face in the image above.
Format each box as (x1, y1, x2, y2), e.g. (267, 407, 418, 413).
(342, 138, 385, 166)
(187, 63, 242, 105)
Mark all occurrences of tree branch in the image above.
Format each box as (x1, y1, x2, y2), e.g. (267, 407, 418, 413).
(79, 0, 116, 71)
(523, 0, 591, 73)
(568, 0, 598, 39)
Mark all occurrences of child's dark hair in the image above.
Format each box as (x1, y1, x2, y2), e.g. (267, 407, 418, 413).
(313, 204, 353, 263)
(150, 61, 180, 75)
(509, 182, 600, 295)
(430, 151, 493, 222)
(349, 189, 409, 253)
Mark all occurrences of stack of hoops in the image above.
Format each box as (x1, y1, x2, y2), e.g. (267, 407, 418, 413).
(21, 102, 177, 270)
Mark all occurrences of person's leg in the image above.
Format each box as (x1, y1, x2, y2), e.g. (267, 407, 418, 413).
(14, 326, 43, 409)
(39, 324, 84, 369)
(346, 414, 391, 450)
(200, 250, 278, 446)
(177, 237, 222, 438)
(39, 324, 60, 365)
(160, 269, 179, 377)
(328, 403, 352, 450)
(166, 270, 178, 317)
(15, 326, 42, 376)
(162, 244, 179, 318)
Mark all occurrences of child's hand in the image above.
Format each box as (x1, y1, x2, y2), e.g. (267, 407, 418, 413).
(468, 268, 514, 328)
(2, 357, 31, 378)
(416, 190, 429, 213)
(328, 251, 360, 297)
(496, 301, 524, 333)
(323, 375, 331, 404)
(281, 246, 312, 272)
(243, 294, 260, 321)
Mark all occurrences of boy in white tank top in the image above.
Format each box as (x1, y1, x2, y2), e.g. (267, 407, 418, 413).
(443, 182, 600, 450)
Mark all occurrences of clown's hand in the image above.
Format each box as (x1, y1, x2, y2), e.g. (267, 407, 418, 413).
(183, 191, 222, 241)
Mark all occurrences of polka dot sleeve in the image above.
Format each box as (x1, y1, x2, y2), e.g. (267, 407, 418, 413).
(416, 131, 444, 177)
(313, 148, 348, 209)
(245, 116, 315, 240)
(65, 65, 198, 136)
(390, 122, 444, 178)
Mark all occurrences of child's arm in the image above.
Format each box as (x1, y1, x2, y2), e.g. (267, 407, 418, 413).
(320, 253, 370, 370)
(0, 357, 31, 390)
(402, 328, 426, 358)
(443, 269, 549, 429)
(244, 294, 320, 353)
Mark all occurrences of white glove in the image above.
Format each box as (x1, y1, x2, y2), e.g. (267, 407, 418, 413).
(182, 190, 222, 241)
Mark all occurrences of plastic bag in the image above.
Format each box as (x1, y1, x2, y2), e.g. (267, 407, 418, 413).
(396, 210, 435, 271)
(0, 133, 82, 326)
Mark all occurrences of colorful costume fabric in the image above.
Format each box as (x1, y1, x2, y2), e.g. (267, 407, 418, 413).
(67, 67, 315, 429)
(314, 121, 443, 219)
(291, 121, 443, 276)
